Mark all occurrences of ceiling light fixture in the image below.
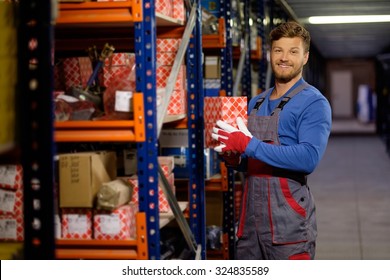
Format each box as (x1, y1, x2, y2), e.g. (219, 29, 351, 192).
(307, 15, 390, 24)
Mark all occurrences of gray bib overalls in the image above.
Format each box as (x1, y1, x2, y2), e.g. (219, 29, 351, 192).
(236, 82, 317, 260)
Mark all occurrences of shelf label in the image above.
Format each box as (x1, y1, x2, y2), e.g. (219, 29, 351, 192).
(67, 214, 89, 234)
(99, 214, 121, 235)
(115, 90, 133, 112)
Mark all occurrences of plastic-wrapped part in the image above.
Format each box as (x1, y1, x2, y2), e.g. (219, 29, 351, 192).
(54, 95, 97, 121)
(96, 179, 133, 211)
(101, 54, 136, 120)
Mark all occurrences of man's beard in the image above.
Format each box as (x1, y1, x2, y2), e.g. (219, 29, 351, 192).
(272, 63, 303, 84)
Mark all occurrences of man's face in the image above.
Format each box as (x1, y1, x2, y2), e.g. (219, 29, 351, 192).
(270, 37, 309, 84)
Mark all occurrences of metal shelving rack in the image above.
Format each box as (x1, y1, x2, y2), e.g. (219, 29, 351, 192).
(18, 0, 205, 260)
(18, 0, 56, 260)
(256, 0, 267, 92)
(219, 0, 236, 260)
(186, 1, 207, 260)
(240, 0, 252, 98)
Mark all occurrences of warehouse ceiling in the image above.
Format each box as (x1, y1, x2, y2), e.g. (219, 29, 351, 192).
(277, 0, 390, 59)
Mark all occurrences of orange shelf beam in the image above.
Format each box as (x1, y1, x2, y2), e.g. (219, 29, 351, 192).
(56, 248, 138, 260)
(203, 18, 226, 48)
(57, 2, 136, 25)
(54, 129, 135, 142)
(54, 92, 145, 142)
(56, 212, 148, 260)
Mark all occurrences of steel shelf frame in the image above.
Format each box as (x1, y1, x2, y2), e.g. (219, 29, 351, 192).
(134, 0, 161, 260)
(19, 0, 56, 259)
(241, 0, 252, 99)
(186, 0, 206, 260)
(219, 0, 236, 260)
(257, 0, 267, 92)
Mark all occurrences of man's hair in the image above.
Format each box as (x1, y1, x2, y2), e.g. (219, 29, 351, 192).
(269, 21, 311, 52)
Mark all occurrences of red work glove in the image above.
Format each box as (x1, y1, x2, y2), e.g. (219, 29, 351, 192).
(212, 118, 252, 154)
(213, 130, 252, 153)
(220, 151, 241, 167)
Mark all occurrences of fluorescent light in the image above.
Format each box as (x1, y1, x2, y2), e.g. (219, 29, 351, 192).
(308, 15, 390, 24)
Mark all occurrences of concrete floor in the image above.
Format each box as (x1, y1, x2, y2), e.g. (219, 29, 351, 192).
(309, 124, 390, 259)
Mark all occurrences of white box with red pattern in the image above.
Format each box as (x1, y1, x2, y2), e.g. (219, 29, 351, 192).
(0, 165, 24, 241)
(61, 208, 93, 240)
(61, 57, 93, 91)
(0, 215, 23, 241)
(204, 96, 248, 147)
(93, 203, 138, 240)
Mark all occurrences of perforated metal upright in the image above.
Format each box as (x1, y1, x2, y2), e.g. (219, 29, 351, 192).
(18, 0, 56, 259)
(257, 0, 267, 92)
(241, 0, 252, 98)
(220, 0, 236, 260)
(186, 0, 206, 259)
(135, 0, 160, 260)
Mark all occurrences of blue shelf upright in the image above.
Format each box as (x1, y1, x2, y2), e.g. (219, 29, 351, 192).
(220, 0, 236, 260)
(135, 0, 160, 260)
(186, 0, 206, 260)
(257, 0, 267, 92)
(241, 0, 252, 98)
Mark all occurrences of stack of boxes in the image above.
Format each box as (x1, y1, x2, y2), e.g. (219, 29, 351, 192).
(58, 151, 139, 240)
(156, 38, 187, 117)
(156, 0, 186, 22)
(0, 165, 24, 241)
(57, 151, 176, 240)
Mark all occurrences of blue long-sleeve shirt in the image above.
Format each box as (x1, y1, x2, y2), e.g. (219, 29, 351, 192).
(244, 79, 332, 174)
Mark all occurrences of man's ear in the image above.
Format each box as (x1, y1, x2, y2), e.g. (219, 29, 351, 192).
(303, 51, 309, 65)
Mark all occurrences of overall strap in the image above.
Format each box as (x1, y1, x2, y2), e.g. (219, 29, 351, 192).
(250, 88, 272, 114)
(271, 82, 309, 115)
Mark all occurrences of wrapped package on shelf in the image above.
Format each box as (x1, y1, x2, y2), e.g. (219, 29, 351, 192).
(158, 156, 175, 175)
(60, 57, 93, 91)
(173, 0, 185, 21)
(96, 179, 133, 211)
(204, 96, 247, 147)
(157, 88, 187, 115)
(93, 203, 138, 240)
(61, 208, 93, 240)
(101, 53, 136, 120)
(156, 38, 182, 53)
(0, 164, 24, 241)
(156, 0, 173, 18)
(0, 164, 23, 190)
(156, 65, 186, 90)
(0, 214, 24, 241)
(54, 95, 97, 121)
(103, 53, 135, 87)
(0, 187, 23, 216)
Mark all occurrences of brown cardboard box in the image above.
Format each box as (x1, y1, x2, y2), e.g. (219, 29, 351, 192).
(204, 56, 221, 79)
(59, 151, 116, 208)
